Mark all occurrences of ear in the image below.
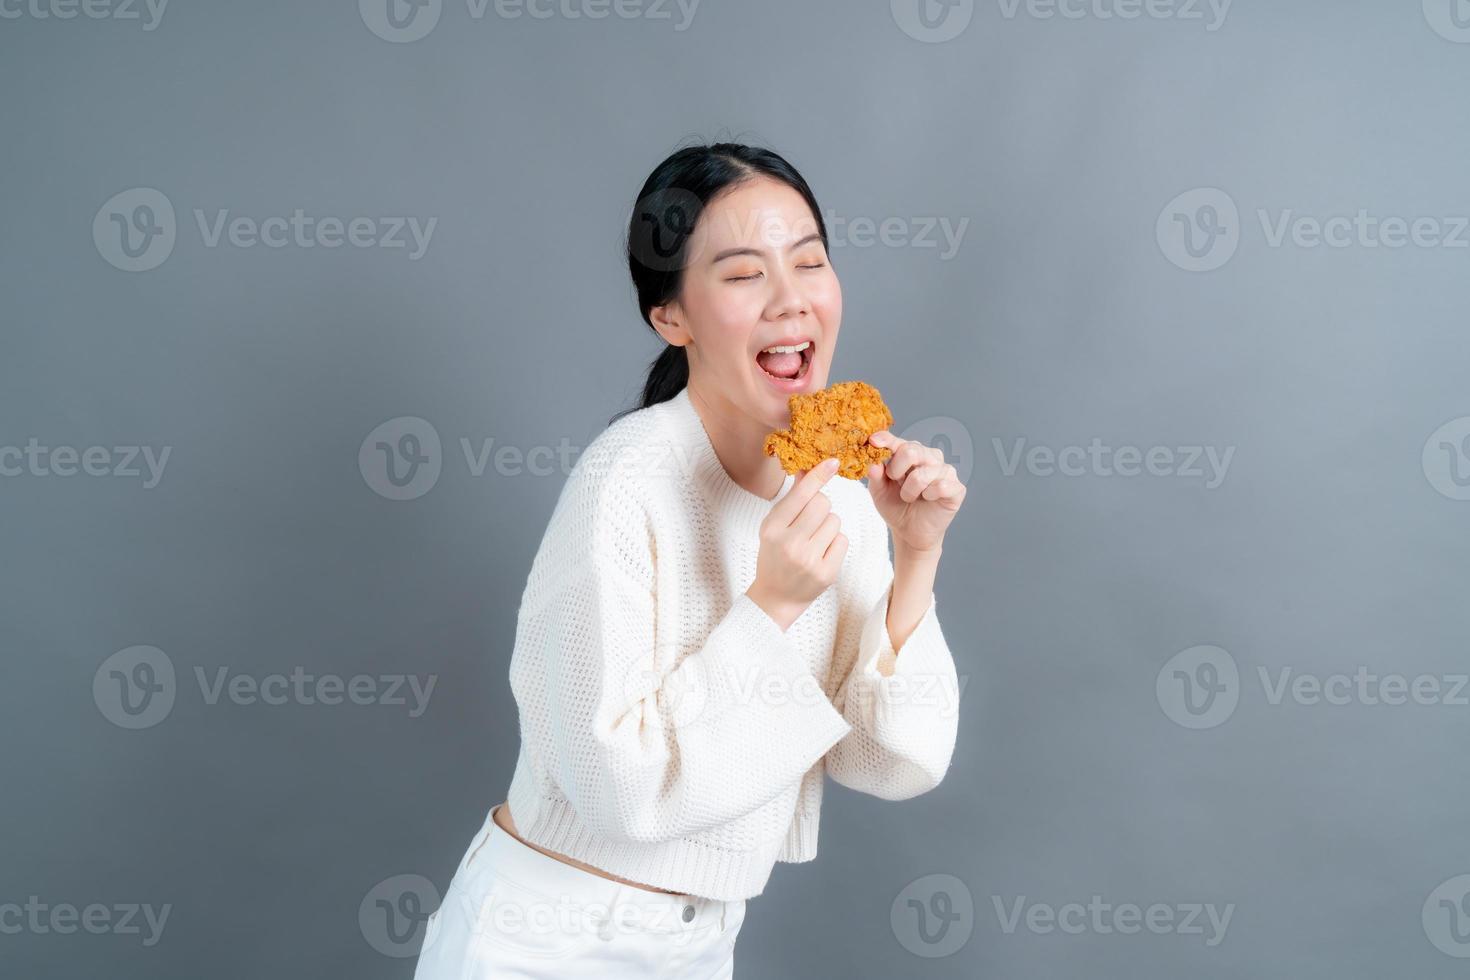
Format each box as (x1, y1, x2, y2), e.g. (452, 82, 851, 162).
(649, 301, 690, 349)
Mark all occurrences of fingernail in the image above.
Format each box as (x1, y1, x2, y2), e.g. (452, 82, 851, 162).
(825, 458, 839, 470)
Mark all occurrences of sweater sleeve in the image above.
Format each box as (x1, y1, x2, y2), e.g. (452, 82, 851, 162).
(510, 473, 854, 845)
(822, 506, 962, 801)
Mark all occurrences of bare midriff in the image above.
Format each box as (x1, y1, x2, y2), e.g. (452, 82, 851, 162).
(492, 801, 685, 896)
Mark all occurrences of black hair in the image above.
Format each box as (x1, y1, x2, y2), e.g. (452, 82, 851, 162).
(611, 140, 829, 424)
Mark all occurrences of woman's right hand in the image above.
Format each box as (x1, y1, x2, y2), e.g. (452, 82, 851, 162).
(746, 457, 848, 631)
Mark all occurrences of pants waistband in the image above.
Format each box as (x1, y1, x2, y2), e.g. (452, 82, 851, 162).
(467, 804, 735, 935)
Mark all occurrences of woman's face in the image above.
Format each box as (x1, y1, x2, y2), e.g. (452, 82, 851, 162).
(654, 176, 841, 428)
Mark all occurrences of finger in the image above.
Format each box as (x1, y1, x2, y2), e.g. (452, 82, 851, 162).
(790, 489, 834, 538)
(920, 475, 959, 501)
(919, 466, 961, 501)
(900, 463, 945, 503)
(882, 439, 927, 483)
(821, 529, 849, 568)
(902, 464, 951, 502)
(772, 457, 838, 524)
(927, 477, 967, 507)
(808, 511, 842, 555)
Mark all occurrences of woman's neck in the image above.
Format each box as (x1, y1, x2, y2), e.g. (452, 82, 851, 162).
(686, 382, 787, 501)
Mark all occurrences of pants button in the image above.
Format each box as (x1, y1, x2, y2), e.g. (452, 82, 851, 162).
(682, 904, 696, 922)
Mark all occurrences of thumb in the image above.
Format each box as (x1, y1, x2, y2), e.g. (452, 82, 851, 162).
(865, 461, 887, 501)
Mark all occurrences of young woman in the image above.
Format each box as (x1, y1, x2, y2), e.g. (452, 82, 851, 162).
(413, 142, 967, 978)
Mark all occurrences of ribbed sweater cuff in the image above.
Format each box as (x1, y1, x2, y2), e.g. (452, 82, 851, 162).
(698, 592, 853, 750)
(852, 583, 947, 681)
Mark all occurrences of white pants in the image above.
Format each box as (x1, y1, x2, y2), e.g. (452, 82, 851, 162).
(412, 804, 748, 978)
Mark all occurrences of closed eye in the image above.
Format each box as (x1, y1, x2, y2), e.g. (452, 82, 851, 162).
(726, 263, 826, 283)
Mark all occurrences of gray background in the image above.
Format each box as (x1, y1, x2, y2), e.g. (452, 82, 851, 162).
(4, 0, 1469, 976)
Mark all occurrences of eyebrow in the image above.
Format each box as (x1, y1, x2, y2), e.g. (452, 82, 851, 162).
(710, 233, 824, 264)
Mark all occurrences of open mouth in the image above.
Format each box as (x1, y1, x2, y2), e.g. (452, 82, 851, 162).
(755, 339, 814, 383)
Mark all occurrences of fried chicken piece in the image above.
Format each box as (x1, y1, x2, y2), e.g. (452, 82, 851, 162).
(763, 380, 894, 480)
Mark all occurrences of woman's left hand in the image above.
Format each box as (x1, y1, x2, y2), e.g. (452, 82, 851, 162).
(864, 430, 966, 555)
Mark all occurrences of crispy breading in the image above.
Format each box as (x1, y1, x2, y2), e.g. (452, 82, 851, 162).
(762, 380, 894, 480)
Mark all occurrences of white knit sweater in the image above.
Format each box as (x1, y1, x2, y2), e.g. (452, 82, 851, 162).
(503, 385, 961, 901)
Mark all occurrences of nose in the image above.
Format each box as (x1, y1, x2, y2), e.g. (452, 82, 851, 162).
(764, 265, 809, 322)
